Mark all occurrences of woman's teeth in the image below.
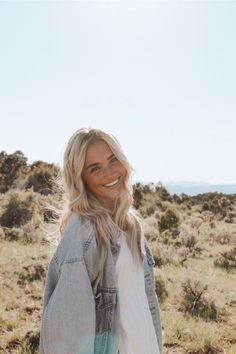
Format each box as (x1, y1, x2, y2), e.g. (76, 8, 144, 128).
(103, 177, 120, 187)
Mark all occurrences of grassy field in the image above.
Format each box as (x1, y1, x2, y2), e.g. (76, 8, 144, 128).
(0, 190, 236, 353)
(145, 202, 236, 354)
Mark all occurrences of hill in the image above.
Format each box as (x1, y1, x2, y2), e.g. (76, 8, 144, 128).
(0, 152, 235, 353)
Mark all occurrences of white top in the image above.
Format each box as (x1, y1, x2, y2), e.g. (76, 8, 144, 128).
(115, 231, 160, 354)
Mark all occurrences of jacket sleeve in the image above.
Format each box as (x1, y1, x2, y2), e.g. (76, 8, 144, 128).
(39, 255, 60, 354)
(152, 268, 163, 354)
(39, 252, 96, 354)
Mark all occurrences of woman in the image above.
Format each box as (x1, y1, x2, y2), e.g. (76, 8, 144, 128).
(39, 127, 163, 354)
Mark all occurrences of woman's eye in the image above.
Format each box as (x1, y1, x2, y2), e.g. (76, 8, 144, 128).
(90, 158, 118, 172)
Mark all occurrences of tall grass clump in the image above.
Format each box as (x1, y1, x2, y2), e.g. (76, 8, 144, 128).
(180, 278, 218, 321)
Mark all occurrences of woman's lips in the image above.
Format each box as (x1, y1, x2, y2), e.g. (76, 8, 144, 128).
(103, 177, 120, 188)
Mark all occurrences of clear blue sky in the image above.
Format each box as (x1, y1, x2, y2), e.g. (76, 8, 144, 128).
(0, 1, 235, 185)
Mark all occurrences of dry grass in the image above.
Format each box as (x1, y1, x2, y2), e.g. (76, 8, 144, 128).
(0, 239, 50, 353)
(1, 192, 236, 353)
(144, 204, 236, 354)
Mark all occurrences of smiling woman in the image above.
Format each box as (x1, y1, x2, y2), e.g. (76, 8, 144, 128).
(82, 140, 127, 212)
(39, 127, 163, 354)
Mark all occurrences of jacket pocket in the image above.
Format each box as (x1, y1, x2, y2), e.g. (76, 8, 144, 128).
(95, 286, 117, 333)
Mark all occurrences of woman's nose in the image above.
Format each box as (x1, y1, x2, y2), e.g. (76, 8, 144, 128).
(103, 165, 116, 178)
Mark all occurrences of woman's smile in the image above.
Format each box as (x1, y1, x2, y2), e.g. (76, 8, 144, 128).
(82, 141, 127, 210)
(103, 177, 121, 188)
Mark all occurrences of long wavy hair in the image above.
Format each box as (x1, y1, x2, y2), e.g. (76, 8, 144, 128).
(54, 127, 145, 283)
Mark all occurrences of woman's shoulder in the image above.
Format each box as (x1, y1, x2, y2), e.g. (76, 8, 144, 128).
(53, 213, 95, 264)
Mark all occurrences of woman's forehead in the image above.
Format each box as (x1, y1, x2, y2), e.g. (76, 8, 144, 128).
(84, 140, 113, 165)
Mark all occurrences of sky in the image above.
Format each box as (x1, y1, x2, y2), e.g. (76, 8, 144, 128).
(0, 1, 236, 185)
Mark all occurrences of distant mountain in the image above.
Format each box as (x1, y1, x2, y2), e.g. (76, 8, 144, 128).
(163, 181, 236, 196)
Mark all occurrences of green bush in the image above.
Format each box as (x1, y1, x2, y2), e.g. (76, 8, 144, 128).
(155, 184, 171, 201)
(201, 196, 231, 218)
(133, 184, 143, 209)
(155, 273, 168, 304)
(0, 190, 39, 227)
(25, 161, 60, 195)
(158, 207, 180, 232)
(0, 150, 29, 192)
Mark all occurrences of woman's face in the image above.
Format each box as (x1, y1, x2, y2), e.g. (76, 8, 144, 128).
(82, 140, 127, 211)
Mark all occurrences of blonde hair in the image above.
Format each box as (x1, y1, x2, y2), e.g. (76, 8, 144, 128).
(54, 127, 145, 283)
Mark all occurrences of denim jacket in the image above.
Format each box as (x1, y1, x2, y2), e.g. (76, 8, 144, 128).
(39, 213, 163, 354)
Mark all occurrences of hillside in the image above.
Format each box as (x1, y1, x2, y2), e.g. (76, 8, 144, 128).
(0, 152, 235, 353)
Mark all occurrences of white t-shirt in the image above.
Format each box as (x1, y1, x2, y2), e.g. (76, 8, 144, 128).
(115, 231, 160, 354)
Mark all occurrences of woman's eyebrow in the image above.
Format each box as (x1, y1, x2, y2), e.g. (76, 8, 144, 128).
(86, 153, 115, 170)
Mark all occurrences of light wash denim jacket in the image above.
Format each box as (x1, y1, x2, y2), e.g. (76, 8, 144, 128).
(39, 213, 163, 354)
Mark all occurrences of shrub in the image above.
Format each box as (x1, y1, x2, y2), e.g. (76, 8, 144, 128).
(213, 231, 235, 245)
(146, 205, 156, 216)
(0, 190, 39, 227)
(201, 196, 231, 218)
(178, 225, 203, 255)
(209, 221, 215, 228)
(21, 223, 43, 244)
(139, 200, 158, 218)
(0, 227, 5, 239)
(176, 246, 190, 265)
(181, 233, 198, 252)
(202, 202, 210, 211)
(155, 273, 168, 304)
(0, 150, 29, 192)
(161, 230, 172, 245)
(24, 160, 60, 195)
(214, 247, 236, 270)
(180, 278, 218, 320)
(144, 231, 158, 242)
(2, 224, 43, 244)
(158, 207, 180, 232)
(185, 234, 198, 250)
(43, 208, 59, 223)
(17, 263, 46, 283)
(187, 216, 203, 230)
(21, 330, 40, 353)
(3, 227, 23, 241)
(171, 228, 180, 239)
(152, 243, 175, 266)
(155, 184, 171, 201)
(225, 211, 236, 224)
(133, 184, 143, 209)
